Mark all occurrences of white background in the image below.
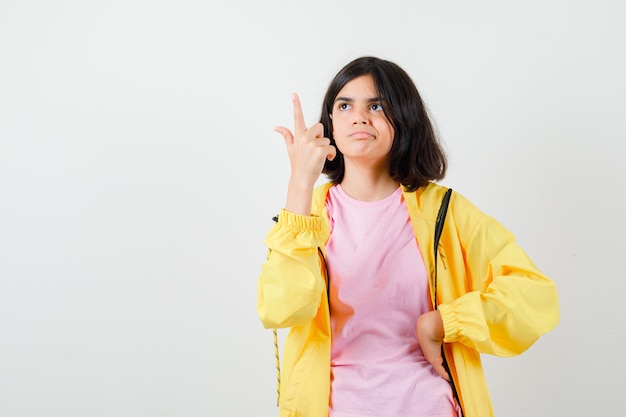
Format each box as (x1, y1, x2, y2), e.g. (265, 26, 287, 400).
(1, 1, 625, 416)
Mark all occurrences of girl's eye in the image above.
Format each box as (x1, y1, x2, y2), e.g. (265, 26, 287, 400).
(370, 103, 383, 111)
(339, 103, 351, 110)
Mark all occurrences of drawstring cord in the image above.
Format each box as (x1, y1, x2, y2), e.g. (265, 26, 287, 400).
(273, 328, 281, 406)
(270, 214, 282, 407)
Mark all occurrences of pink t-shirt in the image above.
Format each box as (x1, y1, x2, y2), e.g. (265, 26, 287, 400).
(325, 185, 459, 417)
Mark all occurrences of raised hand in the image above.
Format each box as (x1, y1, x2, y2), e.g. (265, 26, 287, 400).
(275, 93, 336, 215)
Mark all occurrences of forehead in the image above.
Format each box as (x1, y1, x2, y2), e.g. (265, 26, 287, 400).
(335, 74, 378, 99)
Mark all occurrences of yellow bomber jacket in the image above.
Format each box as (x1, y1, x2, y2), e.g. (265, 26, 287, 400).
(257, 182, 559, 417)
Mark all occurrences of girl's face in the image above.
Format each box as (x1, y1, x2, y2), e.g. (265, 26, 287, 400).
(330, 75, 395, 168)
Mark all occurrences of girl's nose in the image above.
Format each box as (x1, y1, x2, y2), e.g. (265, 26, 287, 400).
(352, 107, 369, 124)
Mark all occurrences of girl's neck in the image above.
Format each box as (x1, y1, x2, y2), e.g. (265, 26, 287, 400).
(339, 163, 399, 202)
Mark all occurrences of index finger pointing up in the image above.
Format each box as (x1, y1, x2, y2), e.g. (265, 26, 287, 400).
(292, 93, 307, 136)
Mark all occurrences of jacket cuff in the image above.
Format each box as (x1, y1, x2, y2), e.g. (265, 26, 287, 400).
(439, 303, 461, 343)
(277, 208, 326, 232)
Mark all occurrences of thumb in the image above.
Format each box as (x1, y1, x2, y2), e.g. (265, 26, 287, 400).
(274, 126, 294, 146)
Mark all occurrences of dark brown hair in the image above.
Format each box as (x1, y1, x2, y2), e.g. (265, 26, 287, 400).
(320, 56, 447, 191)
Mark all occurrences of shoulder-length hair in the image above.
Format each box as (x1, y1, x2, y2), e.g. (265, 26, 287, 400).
(320, 56, 447, 191)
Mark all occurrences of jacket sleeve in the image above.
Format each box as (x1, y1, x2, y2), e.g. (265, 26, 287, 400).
(438, 195, 560, 357)
(257, 208, 329, 329)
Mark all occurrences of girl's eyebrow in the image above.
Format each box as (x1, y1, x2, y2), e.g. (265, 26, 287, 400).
(334, 96, 383, 103)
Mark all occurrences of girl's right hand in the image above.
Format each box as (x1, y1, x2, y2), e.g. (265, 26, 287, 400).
(275, 93, 336, 215)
